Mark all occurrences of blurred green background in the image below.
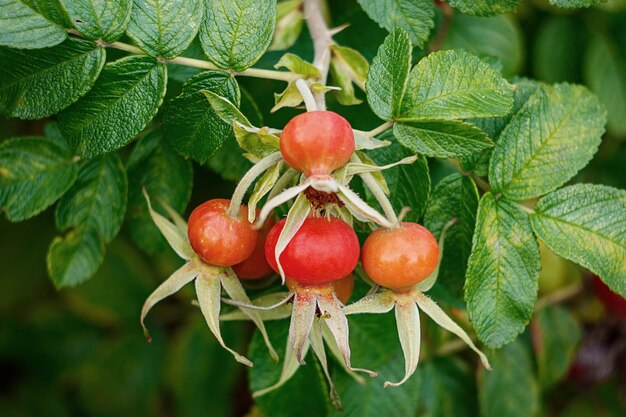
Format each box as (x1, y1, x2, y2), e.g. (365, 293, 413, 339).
(2, 0, 626, 416)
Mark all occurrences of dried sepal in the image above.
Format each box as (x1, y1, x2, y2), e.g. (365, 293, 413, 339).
(221, 292, 294, 312)
(195, 264, 253, 367)
(257, 182, 309, 227)
(309, 320, 343, 410)
(353, 130, 391, 150)
(346, 154, 417, 177)
(321, 324, 366, 384)
(220, 292, 293, 321)
(221, 268, 279, 362)
(248, 161, 282, 223)
(336, 183, 395, 228)
(317, 293, 377, 377)
(415, 291, 491, 370)
(342, 290, 396, 315)
(140, 261, 198, 341)
(273, 193, 311, 283)
(385, 300, 421, 388)
(143, 189, 193, 260)
(289, 291, 317, 364)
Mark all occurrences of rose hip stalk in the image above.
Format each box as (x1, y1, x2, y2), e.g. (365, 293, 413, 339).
(139, 191, 277, 366)
(345, 220, 491, 387)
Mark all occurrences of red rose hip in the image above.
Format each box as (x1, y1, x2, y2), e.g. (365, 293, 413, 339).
(265, 216, 360, 285)
(280, 111, 355, 177)
(187, 199, 258, 266)
(232, 217, 275, 279)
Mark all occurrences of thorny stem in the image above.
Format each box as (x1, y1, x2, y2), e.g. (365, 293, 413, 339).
(228, 152, 283, 218)
(433, 282, 584, 358)
(304, 0, 333, 110)
(71, 29, 300, 83)
(296, 79, 318, 112)
(429, 1, 454, 53)
(366, 121, 394, 138)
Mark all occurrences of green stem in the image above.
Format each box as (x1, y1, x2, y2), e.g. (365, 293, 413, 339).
(366, 121, 394, 138)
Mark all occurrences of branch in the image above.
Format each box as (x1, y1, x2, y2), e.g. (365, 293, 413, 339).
(429, 1, 453, 54)
(304, 0, 333, 110)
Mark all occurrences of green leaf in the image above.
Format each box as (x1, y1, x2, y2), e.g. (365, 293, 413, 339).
(548, 0, 603, 7)
(0, 136, 78, 221)
(201, 89, 249, 126)
(584, 33, 626, 137)
(415, 358, 479, 417)
(248, 321, 330, 417)
(357, 0, 435, 47)
(269, 0, 303, 51)
(479, 338, 540, 417)
(62, 0, 132, 41)
(400, 50, 514, 121)
(274, 53, 320, 77)
(330, 45, 369, 105)
(47, 225, 106, 288)
(366, 28, 411, 120)
(394, 120, 493, 159)
(448, 0, 521, 17)
(163, 70, 239, 164)
(272, 82, 303, 112)
(127, 131, 192, 254)
(199, 0, 276, 71)
(330, 314, 421, 417)
(533, 17, 586, 84)
(440, 14, 523, 78)
(55, 154, 127, 243)
(233, 123, 280, 161)
(465, 193, 540, 348)
(489, 84, 606, 200)
(533, 306, 582, 389)
(25, 0, 71, 26)
(127, 0, 203, 59)
(424, 174, 479, 298)
(462, 78, 541, 176)
(47, 153, 127, 289)
(0, 38, 105, 119)
(530, 184, 626, 297)
(58, 55, 167, 158)
(365, 140, 430, 222)
(0, 0, 67, 49)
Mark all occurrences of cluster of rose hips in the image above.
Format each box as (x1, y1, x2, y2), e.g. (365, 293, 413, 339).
(141, 110, 489, 403)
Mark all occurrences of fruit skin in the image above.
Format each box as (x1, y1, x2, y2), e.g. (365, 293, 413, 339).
(280, 111, 355, 177)
(286, 273, 355, 304)
(361, 223, 439, 290)
(265, 216, 360, 285)
(232, 217, 275, 280)
(187, 199, 258, 266)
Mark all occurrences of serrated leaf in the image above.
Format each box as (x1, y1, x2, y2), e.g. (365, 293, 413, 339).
(441, 14, 523, 78)
(55, 154, 127, 242)
(489, 84, 606, 200)
(366, 28, 411, 120)
(584, 33, 626, 137)
(201, 89, 249, 126)
(424, 174, 479, 298)
(163, 70, 239, 164)
(357, 0, 435, 47)
(365, 140, 430, 222)
(530, 184, 626, 297)
(269, 0, 303, 51)
(534, 306, 582, 389)
(549, 0, 603, 7)
(394, 120, 493, 159)
(58, 55, 167, 158)
(0, 0, 67, 49)
(448, 0, 521, 17)
(465, 193, 540, 348)
(62, 0, 132, 41)
(199, 0, 276, 71)
(127, 131, 192, 254)
(274, 53, 319, 77)
(399, 50, 514, 121)
(47, 225, 106, 288)
(0, 38, 105, 119)
(479, 338, 539, 417)
(127, 0, 203, 59)
(26, 0, 71, 26)
(462, 78, 541, 176)
(0, 136, 78, 221)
